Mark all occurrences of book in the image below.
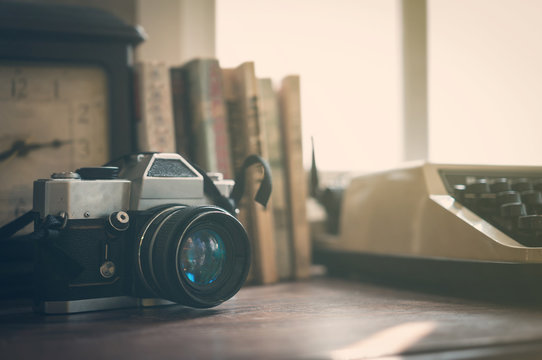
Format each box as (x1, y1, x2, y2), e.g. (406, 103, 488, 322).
(222, 63, 278, 285)
(134, 61, 176, 153)
(279, 75, 311, 280)
(170, 66, 192, 159)
(258, 78, 294, 280)
(179, 58, 233, 178)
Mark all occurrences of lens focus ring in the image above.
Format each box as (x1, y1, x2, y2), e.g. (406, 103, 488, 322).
(138, 205, 251, 308)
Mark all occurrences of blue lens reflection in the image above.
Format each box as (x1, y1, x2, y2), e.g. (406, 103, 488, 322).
(180, 229, 225, 286)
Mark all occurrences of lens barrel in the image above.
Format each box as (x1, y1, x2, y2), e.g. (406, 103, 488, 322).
(137, 205, 250, 308)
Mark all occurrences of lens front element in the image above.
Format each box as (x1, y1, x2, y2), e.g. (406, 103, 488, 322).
(180, 229, 226, 286)
(138, 205, 251, 308)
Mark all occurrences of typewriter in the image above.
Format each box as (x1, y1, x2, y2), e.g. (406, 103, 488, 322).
(313, 162, 542, 297)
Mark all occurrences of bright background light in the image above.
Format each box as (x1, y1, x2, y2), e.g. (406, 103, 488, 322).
(217, 0, 542, 171)
(428, 0, 542, 166)
(216, 0, 403, 172)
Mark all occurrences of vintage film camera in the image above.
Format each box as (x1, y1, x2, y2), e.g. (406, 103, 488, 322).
(30, 153, 254, 314)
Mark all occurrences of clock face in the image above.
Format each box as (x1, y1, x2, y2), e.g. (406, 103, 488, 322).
(0, 62, 110, 227)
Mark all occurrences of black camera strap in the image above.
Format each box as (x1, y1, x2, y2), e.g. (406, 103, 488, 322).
(191, 163, 236, 215)
(230, 154, 273, 208)
(0, 211, 66, 242)
(0, 210, 36, 240)
(193, 154, 272, 217)
(0, 212, 84, 299)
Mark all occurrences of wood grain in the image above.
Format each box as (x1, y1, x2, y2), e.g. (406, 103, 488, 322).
(2, 277, 542, 359)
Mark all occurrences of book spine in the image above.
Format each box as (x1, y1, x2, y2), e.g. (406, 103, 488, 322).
(222, 68, 253, 283)
(258, 78, 294, 280)
(222, 63, 278, 285)
(170, 67, 192, 160)
(208, 60, 233, 179)
(134, 62, 176, 153)
(184, 59, 232, 178)
(279, 75, 311, 279)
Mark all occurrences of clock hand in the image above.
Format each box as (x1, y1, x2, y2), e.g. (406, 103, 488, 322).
(0, 139, 73, 162)
(0, 140, 25, 162)
(17, 139, 73, 156)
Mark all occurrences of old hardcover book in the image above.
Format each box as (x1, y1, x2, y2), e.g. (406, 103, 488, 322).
(279, 75, 311, 279)
(170, 66, 192, 159)
(222, 63, 278, 284)
(258, 78, 294, 280)
(181, 59, 233, 178)
(134, 61, 176, 153)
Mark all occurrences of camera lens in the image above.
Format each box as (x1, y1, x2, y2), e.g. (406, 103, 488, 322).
(179, 228, 225, 286)
(138, 206, 250, 308)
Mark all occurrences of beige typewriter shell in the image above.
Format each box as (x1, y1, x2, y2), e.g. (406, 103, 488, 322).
(315, 162, 542, 263)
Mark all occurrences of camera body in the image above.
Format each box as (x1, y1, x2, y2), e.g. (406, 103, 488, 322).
(32, 153, 250, 314)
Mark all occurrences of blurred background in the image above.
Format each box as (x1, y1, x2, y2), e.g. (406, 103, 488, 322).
(7, 0, 542, 172)
(217, 0, 542, 171)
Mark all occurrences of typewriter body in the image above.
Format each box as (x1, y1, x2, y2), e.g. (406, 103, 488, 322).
(313, 162, 542, 295)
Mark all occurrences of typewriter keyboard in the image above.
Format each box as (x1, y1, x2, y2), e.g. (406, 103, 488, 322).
(440, 171, 542, 247)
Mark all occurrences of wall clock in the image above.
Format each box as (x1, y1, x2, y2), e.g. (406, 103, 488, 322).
(0, 2, 145, 228)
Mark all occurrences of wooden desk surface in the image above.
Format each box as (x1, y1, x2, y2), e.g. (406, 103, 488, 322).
(2, 277, 542, 359)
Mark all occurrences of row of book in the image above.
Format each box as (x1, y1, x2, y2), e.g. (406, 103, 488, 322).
(134, 59, 311, 284)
